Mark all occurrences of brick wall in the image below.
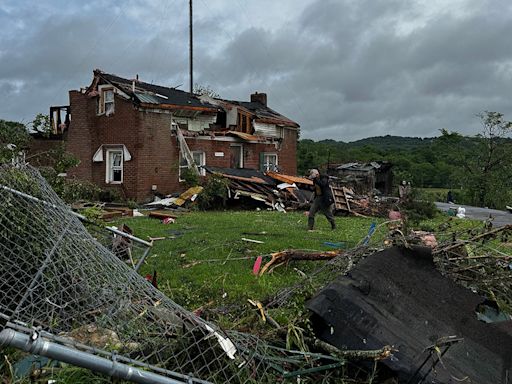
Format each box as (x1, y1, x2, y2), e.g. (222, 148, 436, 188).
(278, 128, 298, 175)
(66, 90, 94, 181)
(135, 110, 177, 201)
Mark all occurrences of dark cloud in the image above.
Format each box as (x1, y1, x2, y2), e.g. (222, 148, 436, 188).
(1, 0, 512, 141)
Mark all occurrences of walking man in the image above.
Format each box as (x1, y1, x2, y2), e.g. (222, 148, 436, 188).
(308, 169, 336, 231)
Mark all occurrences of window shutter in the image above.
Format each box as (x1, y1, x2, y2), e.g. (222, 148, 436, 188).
(259, 153, 265, 172)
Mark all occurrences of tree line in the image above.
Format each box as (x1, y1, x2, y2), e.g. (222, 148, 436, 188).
(298, 111, 512, 209)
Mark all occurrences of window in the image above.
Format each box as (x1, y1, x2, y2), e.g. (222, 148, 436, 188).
(106, 149, 123, 183)
(230, 144, 243, 168)
(260, 153, 278, 172)
(98, 86, 115, 115)
(104, 89, 115, 116)
(179, 151, 205, 180)
(237, 111, 252, 133)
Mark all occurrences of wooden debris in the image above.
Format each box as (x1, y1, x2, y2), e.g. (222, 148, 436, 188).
(148, 210, 178, 220)
(174, 186, 203, 206)
(242, 238, 264, 244)
(259, 249, 343, 276)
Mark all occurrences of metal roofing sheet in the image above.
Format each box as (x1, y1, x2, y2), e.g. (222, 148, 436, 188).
(134, 92, 160, 104)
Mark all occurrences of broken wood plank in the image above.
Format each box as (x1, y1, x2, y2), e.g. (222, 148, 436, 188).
(148, 210, 178, 220)
(242, 238, 264, 244)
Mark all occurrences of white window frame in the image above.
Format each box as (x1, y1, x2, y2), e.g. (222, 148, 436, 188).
(98, 85, 115, 116)
(179, 150, 205, 181)
(230, 144, 244, 168)
(262, 153, 278, 172)
(106, 149, 123, 184)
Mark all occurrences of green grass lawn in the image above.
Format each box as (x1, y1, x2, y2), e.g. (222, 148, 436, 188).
(114, 209, 484, 324)
(117, 211, 383, 313)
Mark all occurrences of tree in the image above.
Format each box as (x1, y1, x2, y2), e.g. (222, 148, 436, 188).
(438, 112, 512, 208)
(0, 119, 31, 164)
(30, 113, 52, 136)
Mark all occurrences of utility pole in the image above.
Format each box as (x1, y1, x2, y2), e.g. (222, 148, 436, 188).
(189, 0, 193, 94)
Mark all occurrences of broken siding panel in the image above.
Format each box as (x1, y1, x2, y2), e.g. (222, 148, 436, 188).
(253, 122, 278, 137)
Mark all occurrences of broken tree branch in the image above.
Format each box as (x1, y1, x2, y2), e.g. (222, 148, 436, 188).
(259, 249, 343, 276)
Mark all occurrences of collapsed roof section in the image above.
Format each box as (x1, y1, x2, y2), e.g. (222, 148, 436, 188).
(307, 246, 512, 383)
(88, 70, 217, 112)
(86, 69, 299, 130)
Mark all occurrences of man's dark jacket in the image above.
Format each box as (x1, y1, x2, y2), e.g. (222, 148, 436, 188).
(313, 175, 335, 206)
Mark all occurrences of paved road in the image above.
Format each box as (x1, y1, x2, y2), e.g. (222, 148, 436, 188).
(435, 202, 512, 227)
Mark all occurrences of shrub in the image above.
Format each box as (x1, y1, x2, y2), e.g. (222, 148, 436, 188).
(180, 167, 200, 188)
(196, 174, 229, 210)
(400, 189, 438, 228)
(39, 168, 102, 203)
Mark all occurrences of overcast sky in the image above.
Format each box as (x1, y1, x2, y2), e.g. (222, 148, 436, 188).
(1, 0, 512, 141)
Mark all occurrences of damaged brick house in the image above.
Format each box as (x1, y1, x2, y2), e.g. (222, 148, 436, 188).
(58, 70, 299, 202)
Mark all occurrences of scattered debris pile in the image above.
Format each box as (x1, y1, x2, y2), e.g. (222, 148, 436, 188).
(140, 166, 395, 217)
(330, 181, 396, 217)
(307, 246, 512, 383)
(202, 167, 394, 217)
(204, 166, 313, 211)
(327, 161, 394, 196)
(434, 224, 512, 314)
(146, 186, 202, 211)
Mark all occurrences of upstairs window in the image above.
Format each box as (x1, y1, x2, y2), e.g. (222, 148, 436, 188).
(106, 149, 123, 183)
(237, 111, 252, 133)
(104, 89, 115, 116)
(98, 86, 115, 116)
(260, 153, 278, 172)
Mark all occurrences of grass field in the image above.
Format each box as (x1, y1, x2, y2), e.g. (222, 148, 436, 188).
(119, 211, 384, 313)
(114, 209, 482, 326)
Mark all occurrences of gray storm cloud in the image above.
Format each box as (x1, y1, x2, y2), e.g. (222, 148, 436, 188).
(1, 0, 511, 140)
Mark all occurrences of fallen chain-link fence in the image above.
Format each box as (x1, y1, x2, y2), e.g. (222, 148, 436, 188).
(0, 164, 349, 383)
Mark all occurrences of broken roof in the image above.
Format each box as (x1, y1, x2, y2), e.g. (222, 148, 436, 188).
(91, 70, 217, 111)
(236, 100, 299, 128)
(89, 70, 299, 127)
(205, 166, 276, 185)
(307, 246, 512, 383)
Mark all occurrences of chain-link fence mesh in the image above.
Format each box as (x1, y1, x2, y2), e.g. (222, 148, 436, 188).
(0, 164, 345, 383)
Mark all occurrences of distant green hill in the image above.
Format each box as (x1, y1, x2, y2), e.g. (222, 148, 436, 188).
(345, 135, 434, 150)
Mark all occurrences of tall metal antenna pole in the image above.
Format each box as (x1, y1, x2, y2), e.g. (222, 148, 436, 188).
(189, 0, 193, 94)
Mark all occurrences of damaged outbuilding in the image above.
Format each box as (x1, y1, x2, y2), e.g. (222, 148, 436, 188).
(307, 246, 512, 383)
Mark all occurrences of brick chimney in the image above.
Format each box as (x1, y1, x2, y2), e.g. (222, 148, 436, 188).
(250, 92, 267, 107)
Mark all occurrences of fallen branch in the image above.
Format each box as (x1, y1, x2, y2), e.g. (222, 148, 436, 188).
(274, 327, 394, 361)
(259, 249, 343, 276)
(434, 225, 512, 255)
(312, 339, 395, 361)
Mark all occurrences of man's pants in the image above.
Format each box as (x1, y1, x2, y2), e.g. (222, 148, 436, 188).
(308, 197, 336, 230)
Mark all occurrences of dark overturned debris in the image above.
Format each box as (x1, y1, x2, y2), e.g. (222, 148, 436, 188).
(307, 245, 512, 383)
